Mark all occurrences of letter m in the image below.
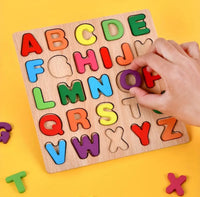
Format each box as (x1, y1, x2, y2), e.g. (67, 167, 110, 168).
(58, 81, 86, 105)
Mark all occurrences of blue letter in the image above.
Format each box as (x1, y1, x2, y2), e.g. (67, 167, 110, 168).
(45, 140, 66, 165)
(25, 59, 44, 82)
(88, 74, 113, 99)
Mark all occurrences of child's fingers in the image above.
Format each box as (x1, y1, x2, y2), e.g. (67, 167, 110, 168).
(149, 38, 185, 64)
(168, 40, 188, 56)
(146, 66, 152, 72)
(129, 87, 164, 110)
(130, 52, 171, 77)
(180, 42, 200, 59)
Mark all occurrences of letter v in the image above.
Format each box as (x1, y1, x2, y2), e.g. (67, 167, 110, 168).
(45, 140, 66, 165)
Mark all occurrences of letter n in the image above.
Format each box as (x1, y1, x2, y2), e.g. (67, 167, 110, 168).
(88, 74, 113, 99)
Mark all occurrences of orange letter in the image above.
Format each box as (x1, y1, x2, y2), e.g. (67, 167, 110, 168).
(67, 108, 91, 132)
(157, 117, 183, 141)
(45, 29, 68, 51)
(116, 43, 134, 66)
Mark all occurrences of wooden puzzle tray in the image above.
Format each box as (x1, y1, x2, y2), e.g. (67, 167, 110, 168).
(13, 9, 189, 173)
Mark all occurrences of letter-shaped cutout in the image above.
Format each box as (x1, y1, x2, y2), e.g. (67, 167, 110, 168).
(100, 47, 113, 69)
(6, 171, 27, 193)
(157, 117, 183, 141)
(71, 132, 100, 159)
(128, 14, 150, 36)
(75, 23, 97, 45)
(21, 33, 42, 56)
(67, 108, 91, 132)
(48, 55, 73, 78)
(122, 97, 141, 119)
(25, 59, 44, 83)
(120, 69, 142, 90)
(33, 87, 56, 110)
(142, 66, 161, 88)
(96, 103, 118, 126)
(45, 140, 66, 165)
(131, 121, 151, 145)
(88, 74, 113, 99)
(116, 43, 134, 66)
(134, 38, 153, 56)
(102, 19, 124, 41)
(58, 81, 86, 105)
(39, 114, 64, 136)
(45, 29, 68, 51)
(73, 49, 98, 74)
(105, 127, 129, 153)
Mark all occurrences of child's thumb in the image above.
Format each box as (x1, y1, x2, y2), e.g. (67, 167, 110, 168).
(129, 87, 163, 110)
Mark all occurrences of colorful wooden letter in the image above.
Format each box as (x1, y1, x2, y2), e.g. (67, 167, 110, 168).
(71, 133, 100, 159)
(45, 140, 67, 165)
(0, 122, 12, 144)
(6, 171, 27, 193)
(131, 122, 151, 145)
(166, 173, 187, 196)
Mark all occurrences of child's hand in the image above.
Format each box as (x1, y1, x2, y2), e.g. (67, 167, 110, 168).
(130, 38, 200, 126)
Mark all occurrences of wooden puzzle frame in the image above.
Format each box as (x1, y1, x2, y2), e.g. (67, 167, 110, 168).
(13, 9, 189, 173)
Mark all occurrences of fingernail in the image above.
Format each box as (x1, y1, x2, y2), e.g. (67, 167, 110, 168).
(129, 88, 135, 95)
(146, 66, 152, 72)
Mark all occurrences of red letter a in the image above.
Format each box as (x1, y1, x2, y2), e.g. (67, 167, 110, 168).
(21, 33, 42, 56)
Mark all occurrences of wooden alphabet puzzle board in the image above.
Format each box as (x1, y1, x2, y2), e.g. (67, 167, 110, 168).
(13, 9, 189, 173)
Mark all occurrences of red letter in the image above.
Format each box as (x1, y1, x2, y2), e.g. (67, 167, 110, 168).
(100, 47, 113, 69)
(21, 33, 42, 56)
(131, 121, 151, 145)
(142, 67, 161, 88)
(39, 114, 64, 136)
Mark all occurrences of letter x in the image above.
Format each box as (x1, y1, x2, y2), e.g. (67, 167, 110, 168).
(105, 127, 129, 153)
(166, 173, 187, 196)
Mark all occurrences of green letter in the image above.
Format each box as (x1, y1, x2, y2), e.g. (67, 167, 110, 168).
(6, 171, 27, 193)
(33, 87, 55, 110)
(128, 14, 150, 36)
(102, 19, 124, 41)
(58, 81, 86, 105)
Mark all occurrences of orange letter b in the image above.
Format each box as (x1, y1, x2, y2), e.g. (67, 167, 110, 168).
(45, 29, 68, 51)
